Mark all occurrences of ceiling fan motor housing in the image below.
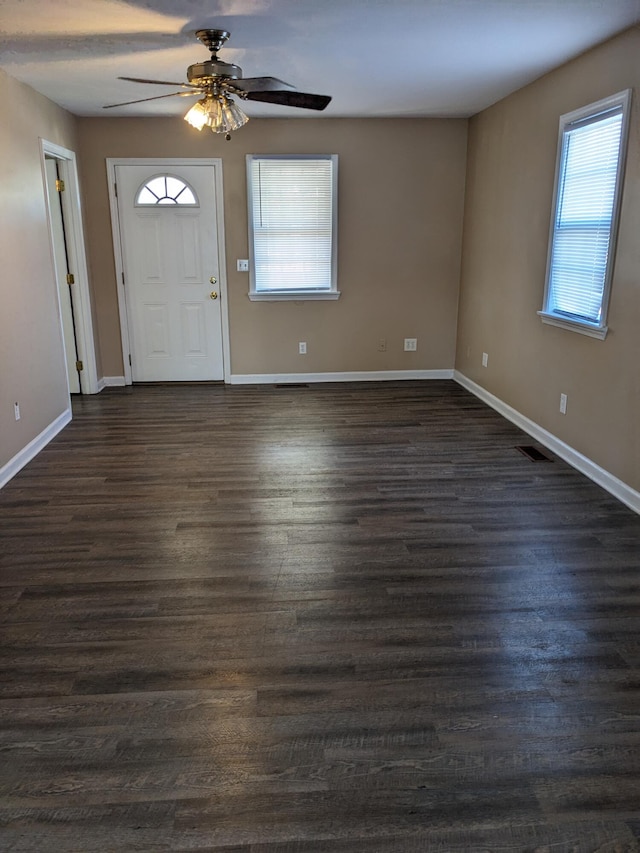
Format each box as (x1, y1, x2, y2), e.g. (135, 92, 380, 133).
(187, 59, 243, 85)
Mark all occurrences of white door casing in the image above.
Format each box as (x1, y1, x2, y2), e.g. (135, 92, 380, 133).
(110, 160, 229, 383)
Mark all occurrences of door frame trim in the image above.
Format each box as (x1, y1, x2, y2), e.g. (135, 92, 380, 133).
(106, 158, 231, 385)
(40, 139, 99, 394)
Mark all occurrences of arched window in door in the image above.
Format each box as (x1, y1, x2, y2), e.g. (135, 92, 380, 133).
(135, 174, 199, 206)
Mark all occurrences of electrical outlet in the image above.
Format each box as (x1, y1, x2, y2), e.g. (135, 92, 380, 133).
(560, 393, 568, 415)
(299, 342, 307, 355)
(14, 402, 20, 421)
(482, 352, 489, 367)
(236, 259, 249, 272)
(378, 338, 387, 352)
(404, 338, 417, 352)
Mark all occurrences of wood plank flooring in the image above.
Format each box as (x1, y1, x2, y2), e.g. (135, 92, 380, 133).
(0, 380, 639, 851)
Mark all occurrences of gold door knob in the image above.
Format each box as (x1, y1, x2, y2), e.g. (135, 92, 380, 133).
(210, 276, 217, 284)
(210, 291, 218, 300)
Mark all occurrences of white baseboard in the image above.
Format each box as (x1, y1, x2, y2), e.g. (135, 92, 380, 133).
(98, 376, 127, 390)
(454, 371, 640, 515)
(229, 369, 454, 385)
(0, 409, 72, 490)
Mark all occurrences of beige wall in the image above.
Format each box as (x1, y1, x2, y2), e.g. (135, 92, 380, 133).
(455, 27, 640, 493)
(76, 117, 468, 378)
(0, 70, 79, 470)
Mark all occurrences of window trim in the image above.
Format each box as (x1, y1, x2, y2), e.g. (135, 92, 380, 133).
(246, 154, 339, 302)
(539, 89, 631, 340)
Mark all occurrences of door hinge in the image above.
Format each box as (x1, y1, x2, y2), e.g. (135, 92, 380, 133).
(66, 273, 75, 285)
(121, 271, 125, 285)
(114, 183, 118, 198)
(75, 360, 84, 372)
(128, 354, 132, 366)
(56, 178, 65, 192)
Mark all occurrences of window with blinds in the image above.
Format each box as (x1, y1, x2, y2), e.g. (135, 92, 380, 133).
(246, 155, 339, 301)
(540, 90, 631, 339)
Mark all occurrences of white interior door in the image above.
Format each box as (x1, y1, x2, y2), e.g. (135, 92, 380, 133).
(115, 164, 225, 381)
(45, 157, 81, 394)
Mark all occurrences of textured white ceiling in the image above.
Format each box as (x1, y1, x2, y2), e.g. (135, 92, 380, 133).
(1, 0, 639, 119)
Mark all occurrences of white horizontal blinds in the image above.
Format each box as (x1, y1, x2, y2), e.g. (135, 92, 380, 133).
(250, 158, 333, 291)
(547, 108, 623, 323)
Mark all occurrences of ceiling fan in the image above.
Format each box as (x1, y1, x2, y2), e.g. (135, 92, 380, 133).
(103, 29, 332, 137)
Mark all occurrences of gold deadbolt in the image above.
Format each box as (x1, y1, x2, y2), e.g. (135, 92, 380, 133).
(210, 275, 217, 284)
(210, 291, 218, 300)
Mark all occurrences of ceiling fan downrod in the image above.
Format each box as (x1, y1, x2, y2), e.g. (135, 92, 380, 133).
(188, 29, 242, 85)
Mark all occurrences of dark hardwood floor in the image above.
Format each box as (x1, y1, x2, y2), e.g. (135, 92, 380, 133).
(0, 380, 639, 851)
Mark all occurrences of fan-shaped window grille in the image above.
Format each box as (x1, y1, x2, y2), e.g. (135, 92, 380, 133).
(135, 175, 198, 206)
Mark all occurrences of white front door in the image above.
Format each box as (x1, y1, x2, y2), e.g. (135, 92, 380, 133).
(115, 163, 225, 381)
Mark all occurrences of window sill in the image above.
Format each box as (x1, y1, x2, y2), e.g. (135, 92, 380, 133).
(249, 290, 341, 302)
(538, 311, 607, 340)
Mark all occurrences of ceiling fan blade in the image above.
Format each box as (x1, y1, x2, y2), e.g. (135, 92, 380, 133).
(118, 76, 199, 89)
(232, 76, 295, 93)
(245, 91, 331, 111)
(103, 91, 200, 109)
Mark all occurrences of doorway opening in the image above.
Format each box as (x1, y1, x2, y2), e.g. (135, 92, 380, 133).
(41, 140, 98, 394)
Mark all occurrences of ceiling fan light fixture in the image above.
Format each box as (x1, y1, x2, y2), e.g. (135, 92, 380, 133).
(220, 95, 249, 132)
(184, 93, 249, 135)
(183, 96, 212, 130)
